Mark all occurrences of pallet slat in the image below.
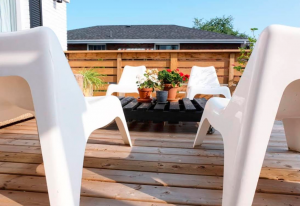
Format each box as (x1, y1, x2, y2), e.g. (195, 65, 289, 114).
(123, 99, 139, 110)
(137, 103, 152, 111)
(169, 102, 180, 111)
(120, 97, 135, 106)
(182, 98, 196, 111)
(154, 103, 166, 111)
(194, 98, 207, 110)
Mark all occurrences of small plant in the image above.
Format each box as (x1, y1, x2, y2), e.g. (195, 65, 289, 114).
(234, 28, 258, 73)
(158, 69, 190, 87)
(136, 69, 160, 90)
(79, 68, 106, 89)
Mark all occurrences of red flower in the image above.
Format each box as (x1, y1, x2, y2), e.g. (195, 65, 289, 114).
(176, 68, 179, 72)
(183, 77, 186, 81)
(179, 72, 184, 77)
(185, 74, 190, 78)
(167, 69, 172, 72)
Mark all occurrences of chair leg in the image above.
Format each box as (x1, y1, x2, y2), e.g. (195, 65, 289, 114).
(39, 131, 86, 206)
(221, 87, 232, 99)
(106, 89, 113, 96)
(193, 117, 210, 147)
(106, 85, 115, 96)
(283, 118, 300, 152)
(186, 88, 195, 100)
(115, 112, 132, 146)
(222, 131, 270, 206)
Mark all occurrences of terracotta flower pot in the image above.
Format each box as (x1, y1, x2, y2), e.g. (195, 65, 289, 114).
(163, 84, 178, 101)
(138, 88, 153, 102)
(83, 83, 93, 97)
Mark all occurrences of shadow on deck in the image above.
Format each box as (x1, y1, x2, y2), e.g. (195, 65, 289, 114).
(0, 119, 299, 206)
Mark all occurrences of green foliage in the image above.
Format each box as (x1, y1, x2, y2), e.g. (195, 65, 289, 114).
(193, 15, 248, 38)
(234, 28, 258, 73)
(79, 69, 106, 89)
(136, 69, 160, 90)
(158, 69, 190, 88)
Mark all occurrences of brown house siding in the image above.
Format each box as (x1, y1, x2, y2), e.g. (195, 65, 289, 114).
(67, 43, 242, 50)
(68, 44, 87, 50)
(180, 43, 242, 50)
(106, 43, 155, 50)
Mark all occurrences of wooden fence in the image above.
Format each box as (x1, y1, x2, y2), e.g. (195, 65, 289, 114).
(65, 50, 243, 98)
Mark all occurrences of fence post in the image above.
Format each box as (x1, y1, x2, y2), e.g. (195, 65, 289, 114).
(170, 53, 178, 70)
(228, 53, 235, 90)
(116, 53, 123, 96)
(65, 53, 69, 60)
(117, 53, 122, 83)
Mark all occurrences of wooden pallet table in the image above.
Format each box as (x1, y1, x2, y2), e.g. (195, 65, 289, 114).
(118, 97, 207, 124)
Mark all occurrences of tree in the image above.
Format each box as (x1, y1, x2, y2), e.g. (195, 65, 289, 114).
(234, 28, 258, 73)
(193, 15, 248, 38)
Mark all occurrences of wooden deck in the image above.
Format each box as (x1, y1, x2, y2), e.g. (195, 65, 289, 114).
(0, 119, 299, 205)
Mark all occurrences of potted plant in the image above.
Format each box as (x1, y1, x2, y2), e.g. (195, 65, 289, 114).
(158, 69, 190, 102)
(79, 69, 106, 96)
(136, 68, 160, 102)
(234, 28, 258, 74)
(156, 89, 168, 104)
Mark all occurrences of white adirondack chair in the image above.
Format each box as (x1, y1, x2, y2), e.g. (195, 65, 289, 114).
(193, 25, 300, 206)
(0, 27, 132, 206)
(186, 66, 231, 99)
(106, 65, 146, 96)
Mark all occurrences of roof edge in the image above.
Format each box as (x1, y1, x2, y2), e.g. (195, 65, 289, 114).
(68, 39, 248, 44)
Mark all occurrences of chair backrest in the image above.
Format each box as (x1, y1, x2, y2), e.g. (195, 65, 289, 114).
(119, 65, 146, 86)
(0, 27, 87, 124)
(223, 25, 300, 138)
(187, 66, 220, 88)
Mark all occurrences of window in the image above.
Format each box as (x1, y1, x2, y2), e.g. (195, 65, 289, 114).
(88, 45, 106, 50)
(118, 48, 153, 50)
(156, 45, 179, 50)
(29, 0, 43, 28)
(0, 0, 17, 32)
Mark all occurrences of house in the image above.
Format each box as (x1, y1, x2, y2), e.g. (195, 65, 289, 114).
(67, 25, 248, 51)
(0, 0, 69, 50)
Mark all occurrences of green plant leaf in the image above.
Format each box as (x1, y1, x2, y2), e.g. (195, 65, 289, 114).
(79, 68, 107, 89)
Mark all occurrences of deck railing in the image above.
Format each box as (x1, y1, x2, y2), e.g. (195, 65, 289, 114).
(65, 50, 243, 98)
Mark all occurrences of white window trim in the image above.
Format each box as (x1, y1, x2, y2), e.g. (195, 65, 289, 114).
(15, 0, 23, 31)
(154, 43, 180, 50)
(87, 44, 106, 50)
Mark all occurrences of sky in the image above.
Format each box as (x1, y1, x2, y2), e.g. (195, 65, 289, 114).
(67, 0, 300, 36)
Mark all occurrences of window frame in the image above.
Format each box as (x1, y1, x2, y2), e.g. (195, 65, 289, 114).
(154, 43, 180, 50)
(29, 0, 43, 28)
(87, 44, 107, 51)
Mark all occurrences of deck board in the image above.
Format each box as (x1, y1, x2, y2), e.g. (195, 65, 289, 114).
(0, 119, 299, 205)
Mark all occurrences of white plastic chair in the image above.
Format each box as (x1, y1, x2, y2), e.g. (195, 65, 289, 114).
(193, 25, 300, 206)
(186, 66, 231, 99)
(0, 27, 132, 206)
(106, 65, 146, 96)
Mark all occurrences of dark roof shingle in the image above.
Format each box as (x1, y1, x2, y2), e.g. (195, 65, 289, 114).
(68, 25, 245, 40)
